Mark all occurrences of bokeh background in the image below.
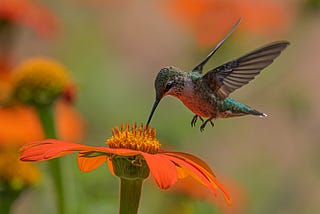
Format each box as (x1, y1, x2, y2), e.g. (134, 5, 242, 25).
(1, 0, 320, 213)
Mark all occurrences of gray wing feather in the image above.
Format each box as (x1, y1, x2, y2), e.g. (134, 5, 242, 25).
(192, 18, 241, 74)
(203, 41, 289, 99)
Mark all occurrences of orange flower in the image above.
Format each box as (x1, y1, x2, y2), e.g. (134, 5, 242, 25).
(20, 123, 231, 205)
(0, 0, 59, 38)
(0, 105, 43, 145)
(0, 101, 84, 146)
(0, 57, 84, 146)
(162, 0, 293, 46)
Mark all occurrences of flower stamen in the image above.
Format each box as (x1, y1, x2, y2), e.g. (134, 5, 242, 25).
(106, 123, 161, 154)
(12, 57, 72, 105)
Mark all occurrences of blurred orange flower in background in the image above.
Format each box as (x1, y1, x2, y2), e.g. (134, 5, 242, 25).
(0, 106, 43, 145)
(0, 57, 85, 146)
(0, 101, 84, 146)
(162, 0, 294, 46)
(55, 101, 85, 142)
(0, 2, 73, 211)
(0, 0, 60, 102)
(0, 56, 84, 211)
(0, 0, 59, 38)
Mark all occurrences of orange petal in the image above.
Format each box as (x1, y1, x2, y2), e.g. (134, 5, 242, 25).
(107, 159, 115, 176)
(162, 151, 218, 189)
(19, 139, 143, 162)
(78, 147, 141, 157)
(163, 151, 230, 198)
(141, 153, 178, 189)
(160, 151, 215, 176)
(162, 151, 233, 204)
(176, 164, 189, 179)
(19, 139, 105, 161)
(104, 148, 141, 156)
(77, 154, 107, 172)
(172, 175, 214, 201)
(164, 154, 231, 205)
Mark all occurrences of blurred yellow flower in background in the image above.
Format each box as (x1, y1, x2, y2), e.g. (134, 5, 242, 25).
(0, 57, 84, 212)
(0, 2, 81, 212)
(0, 57, 85, 146)
(12, 57, 73, 105)
(0, 146, 41, 213)
(0, 56, 86, 213)
(0, 147, 40, 191)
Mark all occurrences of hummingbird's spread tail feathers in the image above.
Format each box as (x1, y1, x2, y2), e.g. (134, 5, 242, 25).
(218, 98, 267, 118)
(247, 109, 267, 117)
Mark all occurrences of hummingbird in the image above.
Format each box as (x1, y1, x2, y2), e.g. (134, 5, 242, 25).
(146, 19, 289, 131)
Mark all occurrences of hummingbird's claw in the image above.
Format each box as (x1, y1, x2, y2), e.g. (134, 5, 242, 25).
(200, 118, 214, 131)
(200, 123, 206, 132)
(191, 115, 196, 127)
(191, 115, 198, 127)
(191, 115, 204, 127)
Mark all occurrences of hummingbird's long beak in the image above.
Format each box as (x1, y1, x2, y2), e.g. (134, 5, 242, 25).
(146, 98, 161, 127)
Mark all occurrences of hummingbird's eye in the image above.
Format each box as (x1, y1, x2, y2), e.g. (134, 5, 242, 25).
(164, 80, 174, 92)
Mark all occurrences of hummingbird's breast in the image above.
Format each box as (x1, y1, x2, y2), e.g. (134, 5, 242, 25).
(174, 78, 217, 118)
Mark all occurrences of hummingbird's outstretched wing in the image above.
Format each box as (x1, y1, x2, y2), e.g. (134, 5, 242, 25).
(192, 18, 241, 74)
(203, 41, 290, 99)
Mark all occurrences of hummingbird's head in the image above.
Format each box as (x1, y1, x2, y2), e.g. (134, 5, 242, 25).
(154, 66, 180, 99)
(147, 66, 181, 126)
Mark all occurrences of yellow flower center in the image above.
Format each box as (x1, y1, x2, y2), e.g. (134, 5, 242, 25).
(0, 148, 40, 190)
(12, 57, 72, 105)
(106, 123, 161, 154)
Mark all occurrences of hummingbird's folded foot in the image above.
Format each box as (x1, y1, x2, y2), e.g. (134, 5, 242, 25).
(191, 115, 197, 127)
(200, 118, 214, 132)
(191, 115, 204, 127)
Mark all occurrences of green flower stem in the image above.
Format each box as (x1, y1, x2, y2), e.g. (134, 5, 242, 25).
(0, 189, 20, 214)
(36, 104, 56, 138)
(0, 200, 11, 214)
(119, 178, 143, 214)
(36, 104, 65, 214)
(112, 156, 149, 214)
